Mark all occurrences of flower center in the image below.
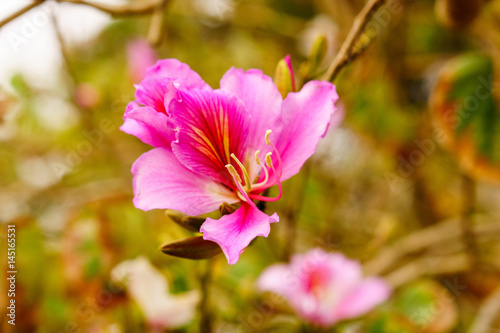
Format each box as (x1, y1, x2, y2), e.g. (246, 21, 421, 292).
(225, 130, 283, 205)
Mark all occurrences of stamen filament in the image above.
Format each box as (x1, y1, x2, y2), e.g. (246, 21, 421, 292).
(252, 151, 270, 189)
(249, 161, 282, 202)
(249, 130, 284, 201)
(233, 176, 258, 208)
(264, 130, 283, 177)
(231, 153, 251, 191)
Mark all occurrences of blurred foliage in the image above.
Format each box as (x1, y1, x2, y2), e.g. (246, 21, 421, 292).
(1, 0, 500, 332)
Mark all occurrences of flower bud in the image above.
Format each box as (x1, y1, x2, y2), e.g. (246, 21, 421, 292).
(159, 236, 221, 260)
(435, 0, 484, 29)
(274, 55, 296, 98)
(166, 210, 205, 232)
(309, 35, 327, 74)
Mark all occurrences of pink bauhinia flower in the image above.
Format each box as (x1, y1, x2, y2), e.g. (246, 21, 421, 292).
(257, 248, 391, 327)
(121, 59, 338, 265)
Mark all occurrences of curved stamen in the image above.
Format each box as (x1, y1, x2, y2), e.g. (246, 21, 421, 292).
(231, 153, 251, 191)
(251, 150, 270, 189)
(249, 160, 283, 202)
(249, 130, 283, 201)
(225, 164, 258, 209)
(265, 130, 283, 179)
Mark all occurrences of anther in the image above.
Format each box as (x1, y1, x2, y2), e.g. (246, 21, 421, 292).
(252, 150, 270, 189)
(265, 153, 273, 167)
(254, 150, 261, 164)
(225, 164, 241, 184)
(265, 130, 272, 145)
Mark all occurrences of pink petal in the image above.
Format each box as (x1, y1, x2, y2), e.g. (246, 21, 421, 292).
(275, 80, 338, 181)
(334, 277, 391, 320)
(220, 68, 283, 179)
(132, 148, 238, 215)
(200, 203, 279, 265)
(324, 252, 364, 294)
(134, 59, 210, 114)
(257, 264, 291, 295)
(121, 102, 175, 148)
(170, 89, 250, 186)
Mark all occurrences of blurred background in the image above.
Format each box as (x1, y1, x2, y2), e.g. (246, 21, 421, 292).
(1, 0, 500, 332)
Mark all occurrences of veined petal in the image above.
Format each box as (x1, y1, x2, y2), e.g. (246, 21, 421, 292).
(134, 59, 210, 114)
(121, 102, 175, 148)
(132, 148, 238, 215)
(275, 80, 338, 182)
(200, 203, 279, 265)
(333, 277, 391, 320)
(220, 68, 283, 180)
(171, 89, 250, 186)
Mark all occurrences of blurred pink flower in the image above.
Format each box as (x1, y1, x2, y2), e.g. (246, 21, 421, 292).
(74, 82, 100, 109)
(126, 39, 157, 82)
(121, 59, 338, 265)
(258, 248, 391, 327)
(111, 257, 199, 330)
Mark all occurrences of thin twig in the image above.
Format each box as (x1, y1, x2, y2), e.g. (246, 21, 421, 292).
(468, 285, 500, 333)
(0, 0, 44, 29)
(364, 217, 461, 275)
(1, 0, 169, 36)
(50, 11, 95, 129)
(199, 260, 213, 333)
(50, 12, 76, 87)
(147, 0, 169, 45)
(283, 162, 311, 261)
(460, 174, 479, 265)
(364, 216, 500, 276)
(383, 253, 471, 289)
(321, 0, 387, 82)
(55, 0, 163, 16)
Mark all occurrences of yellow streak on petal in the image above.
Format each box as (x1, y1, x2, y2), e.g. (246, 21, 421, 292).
(222, 108, 230, 163)
(191, 127, 224, 165)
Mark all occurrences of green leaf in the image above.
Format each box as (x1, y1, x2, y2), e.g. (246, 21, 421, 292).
(10, 73, 31, 97)
(443, 54, 500, 163)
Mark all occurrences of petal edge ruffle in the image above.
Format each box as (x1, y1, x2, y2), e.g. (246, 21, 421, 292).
(200, 203, 279, 265)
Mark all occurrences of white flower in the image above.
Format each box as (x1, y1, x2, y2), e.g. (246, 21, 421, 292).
(111, 257, 199, 329)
